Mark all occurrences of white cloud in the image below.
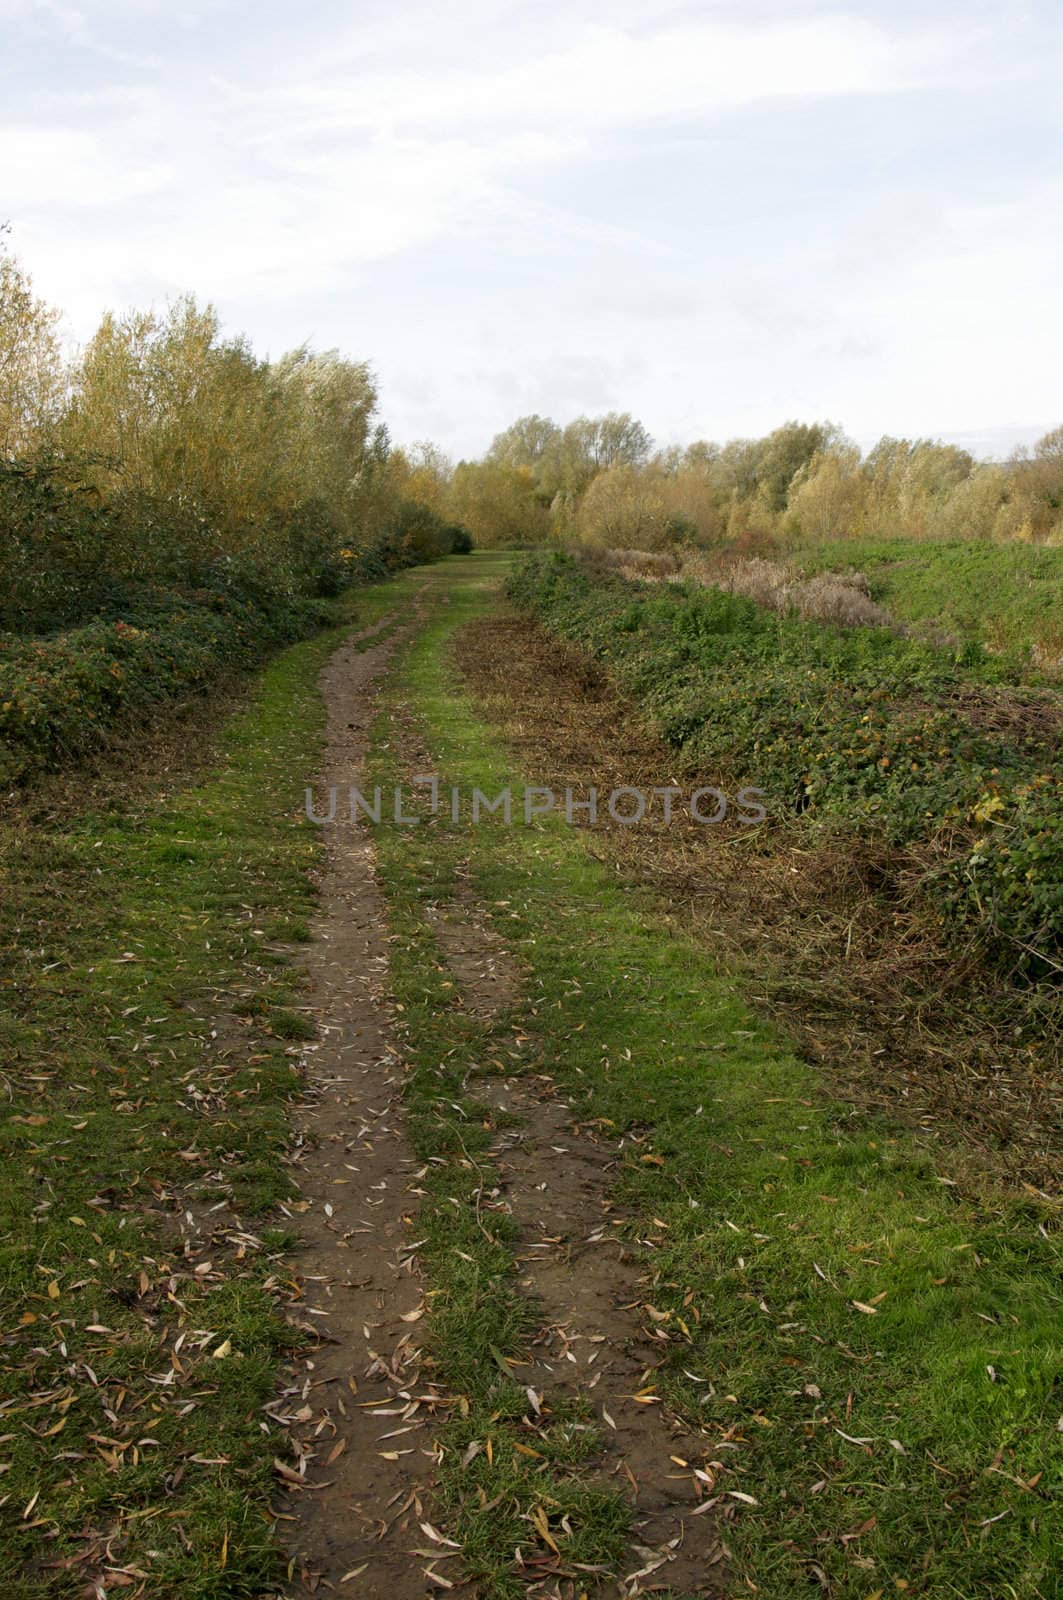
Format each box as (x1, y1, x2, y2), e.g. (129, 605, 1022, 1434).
(1, 124, 170, 207)
(2, 2, 1060, 453)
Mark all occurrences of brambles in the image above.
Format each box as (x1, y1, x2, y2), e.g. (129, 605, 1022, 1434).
(0, 582, 331, 785)
(507, 552, 1062, 976)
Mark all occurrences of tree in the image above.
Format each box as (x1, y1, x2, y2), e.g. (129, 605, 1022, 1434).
(0, 246, 65, 457)
(1009, 425, 1063, 540)
(785, 445, 866, 539)
(558, 412, 652, 492)
(447, 460, 550, 546)
(575, 464, 669, 550)
(862, 437, 975, 538)
(393, 439, 452, 519)
(487, 414, 561, 472)
(59, 299, 387, 570)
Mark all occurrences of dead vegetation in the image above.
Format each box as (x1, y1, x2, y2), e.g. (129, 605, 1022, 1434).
(589, 547, 904, 632)
(714, 558, 896, 629)
(453, 608, 1061, 1197)
(591, 548, 681, 582)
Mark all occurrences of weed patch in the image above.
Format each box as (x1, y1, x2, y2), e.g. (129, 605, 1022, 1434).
(507, 552, 1062, 981)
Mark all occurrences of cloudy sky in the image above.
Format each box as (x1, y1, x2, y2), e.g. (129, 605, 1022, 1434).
(3, 0, 1062, 458)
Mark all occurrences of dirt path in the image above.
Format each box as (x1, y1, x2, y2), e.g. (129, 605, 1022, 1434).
(272, 595, 724, 1598)
(273, 609, 451, 1599)
(430, 904, 726, 1598)
(481, 1071, 727, 1597)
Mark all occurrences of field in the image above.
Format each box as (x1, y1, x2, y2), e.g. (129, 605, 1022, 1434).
(0, 548, 1058, 1600)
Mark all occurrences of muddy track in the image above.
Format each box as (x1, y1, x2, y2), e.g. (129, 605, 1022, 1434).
(273, 597, 724, 1598)
(382, 717, 727, 1591)
(479, 1068, 728, 1598)
(274, 606, 450, 1598)
(432, 905, 727, 1599)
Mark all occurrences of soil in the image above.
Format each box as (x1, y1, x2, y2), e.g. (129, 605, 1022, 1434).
(417, 893, 728, 1595)
(479, 1067, 729, 1598)
(276, 610, 453, 1599)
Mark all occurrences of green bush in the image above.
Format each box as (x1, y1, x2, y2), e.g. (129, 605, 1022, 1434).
(384, 499, 472, 564)
(0, 581, 332, 786)
(508, 552, 1062, 974)
(0, 452, 478, 786)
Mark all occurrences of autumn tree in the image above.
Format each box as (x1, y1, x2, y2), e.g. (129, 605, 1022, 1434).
(448, 460, 549, 546)
(390, 439, 453, 519)
(487, 414, 562, 479)
(0, 242, 65, 457)
(558, 412, 652, 492)
(1008, 426, 1063, 541)
(785, 444, 867, 539)
(575, 463, 670, 549)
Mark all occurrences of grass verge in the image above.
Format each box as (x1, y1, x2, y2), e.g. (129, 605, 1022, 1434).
(373, 558, 1061, 1600)
(0, 567, 427, 1598)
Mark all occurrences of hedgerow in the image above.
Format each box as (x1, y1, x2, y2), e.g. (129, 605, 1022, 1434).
(0, 585, 329, 785)
(0, 452, 475, 786)
(507, 552, 1062, 975)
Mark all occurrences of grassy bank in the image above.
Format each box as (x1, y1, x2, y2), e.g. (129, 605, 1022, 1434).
(0, 566, 427, 1598)
(370, 557, 1060, 1599)
(506, 551, 1062, 980)
(787, 537, 1063, 661)
(0, 527, 456, 789)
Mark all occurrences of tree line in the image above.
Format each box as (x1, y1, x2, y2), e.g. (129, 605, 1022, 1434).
(0, 236, 466, 633)
(398, 411, 1063, 553)
(5, 223, 1062, 635)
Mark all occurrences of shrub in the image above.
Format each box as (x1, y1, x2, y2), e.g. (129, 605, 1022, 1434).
(592, 548, 679, 579)
(508, 552, 1062, 975)
(0, 581, 331, 787)
(678, 554, 897, 630)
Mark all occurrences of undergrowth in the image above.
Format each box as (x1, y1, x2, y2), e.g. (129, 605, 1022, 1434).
(507, 551, 1062, 981)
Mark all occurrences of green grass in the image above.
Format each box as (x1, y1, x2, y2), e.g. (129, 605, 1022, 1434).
(370, 557, 1061, 1600)
(363, 556, 633, 1598)
(788, 537, 1063, 660)
(0, 565, 430, 1597)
